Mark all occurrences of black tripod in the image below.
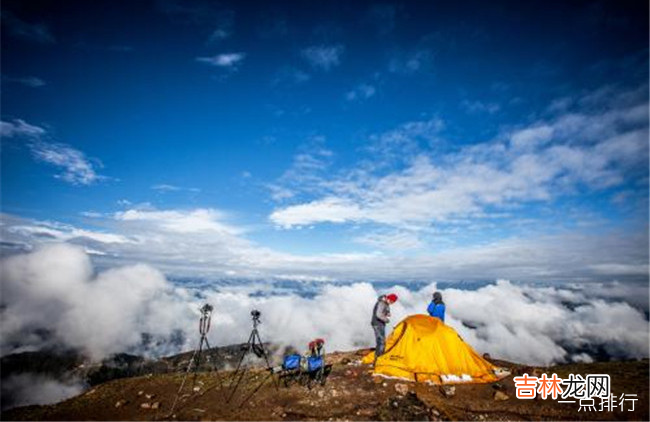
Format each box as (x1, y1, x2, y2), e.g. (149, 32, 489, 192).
(168, 304, 221, 417)
(226, 309, 277, 406)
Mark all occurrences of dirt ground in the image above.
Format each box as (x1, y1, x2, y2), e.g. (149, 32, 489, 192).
(3, 350, 648, 421)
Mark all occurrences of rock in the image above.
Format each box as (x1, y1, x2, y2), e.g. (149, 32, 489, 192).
(341, 358, 351, 365)
(344, 369, 353, 376)
(483, 353, 491, 360)
(151, 402, 160, 410)
(137, 390, 144, 396)
(430, 408, 440, 417)
(439, 385, 456, 398)
(373, 377, 383, 384)
(317, 390, 325, 398)
(140, 402, 151, 409)
(331, 389, 338, 397)
(395, 383, 409, 396)
(382, 382, 388, 388)
(357, 408, 375, 417)
(281, 413, 287, 418)
(87, 389, 96, 395)
(429, 409, 443, 421)
(145, 393, 155, 399)
(115, 399, 127, 408)
(193, 386, 201, 392)
(494, 390, 509, 401)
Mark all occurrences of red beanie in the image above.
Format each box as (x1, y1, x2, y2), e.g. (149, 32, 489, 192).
(386, 293, 398, 302)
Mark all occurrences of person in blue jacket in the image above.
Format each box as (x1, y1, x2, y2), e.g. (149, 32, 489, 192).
(427, 291, 445, 322)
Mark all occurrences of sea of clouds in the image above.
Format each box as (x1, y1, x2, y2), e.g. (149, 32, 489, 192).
(1, 243, 648, 408)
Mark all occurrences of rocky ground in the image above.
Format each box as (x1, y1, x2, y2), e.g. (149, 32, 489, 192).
(3, 350, 648, 421)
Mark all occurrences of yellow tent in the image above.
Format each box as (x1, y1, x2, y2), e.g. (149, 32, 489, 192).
(363, 314, 506, 384)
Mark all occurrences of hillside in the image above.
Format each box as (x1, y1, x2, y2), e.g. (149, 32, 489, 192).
(3, 350, 648, 421)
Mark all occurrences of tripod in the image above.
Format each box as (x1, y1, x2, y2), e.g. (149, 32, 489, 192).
(168, 304, 222, 417)
(226, 310, 277, 406)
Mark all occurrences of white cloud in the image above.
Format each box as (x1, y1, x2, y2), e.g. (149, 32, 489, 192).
(365, 116, 445, 166)
(270, 197, 364, 228)
(1, 245, 647, 371)
(114, 208, 240, 234)
(389, 49, 432, 74)
(346, 83, 376, 102)
(461, 99, 501, 114)
(1, 119, 106, 185)
(1, 374, 84, 410)
(301, 45, 344, 71)
(196, 52, 246, 68)
(0, 244, 191, 360)
(5, 218, 133, 245)
(272, 66, 311, 86)
(441, 280, 649, 365)
(151, 184, 200, 193)
(2, 210, 647, 283)
(4, 76, 46, 88)
(510, 125, 554, 149)
(208, 28, 230, 42)
(1, 119, 46, 138)
(1, 11, 55, 44)
(270, 87, 648, 228)
(354, 230, 423, 251)
(267, 137, 334, 201)
(29, 141, 105, 185)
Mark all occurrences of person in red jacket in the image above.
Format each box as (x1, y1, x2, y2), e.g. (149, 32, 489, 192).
(370, 293, 398, 364)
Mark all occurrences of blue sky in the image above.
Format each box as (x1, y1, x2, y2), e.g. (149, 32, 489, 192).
(1, 0, 648, 282)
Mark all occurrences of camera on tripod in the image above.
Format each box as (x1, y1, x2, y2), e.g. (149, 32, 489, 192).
(201, 303, 214, 314)
(251, 309, 261, 320)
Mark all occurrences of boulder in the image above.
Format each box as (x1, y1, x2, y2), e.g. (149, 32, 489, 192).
(395, 383, 409, 396)
(439, 385, 456, 398)
(494, 391, 509, 401)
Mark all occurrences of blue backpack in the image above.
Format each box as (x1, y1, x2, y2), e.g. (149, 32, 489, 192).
(282, 354, 301, 371)
(307, 356, 323, 372)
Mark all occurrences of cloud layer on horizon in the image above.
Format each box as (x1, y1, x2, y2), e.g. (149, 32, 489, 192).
(1, 244, 647, 365)
(1, 209, 647, 283)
